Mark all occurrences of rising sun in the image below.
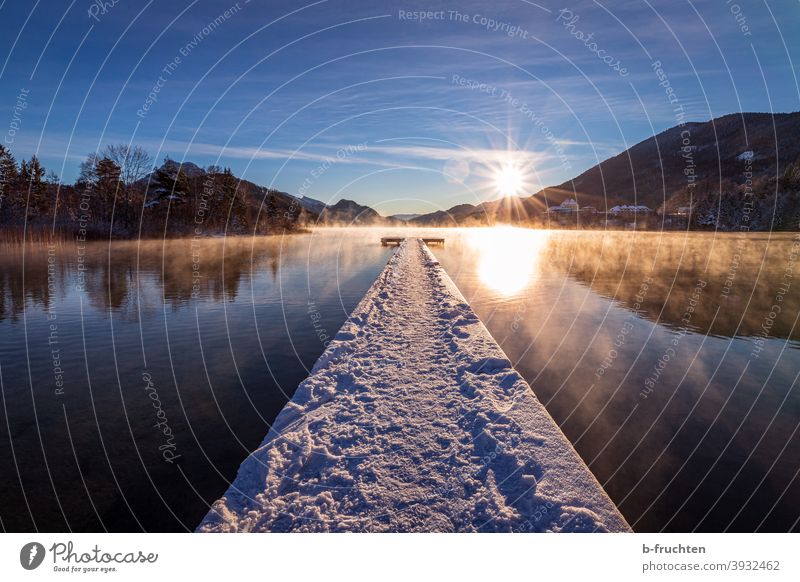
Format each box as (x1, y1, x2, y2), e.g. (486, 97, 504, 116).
(494, 164, 524, 197)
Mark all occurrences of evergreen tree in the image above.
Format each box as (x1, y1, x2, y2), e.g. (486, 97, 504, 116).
(78, 153, 124, 223)
(0, 144, 17, 186)
(0, 145, 17, 217)
(19, 156, 47, 218)
(96, 157, 122, 218)
(151, 157, 189, 205)
(220, 167, 248, 231)
(95, 157, 122, 191)
(265, 189, 277, 221)
(45, 170, 60, 186)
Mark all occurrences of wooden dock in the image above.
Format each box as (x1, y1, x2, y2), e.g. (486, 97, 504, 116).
(197, 238, 629, 533)
(381, 237, 444, 246)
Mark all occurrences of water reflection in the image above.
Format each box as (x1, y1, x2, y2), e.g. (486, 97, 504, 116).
(1, 227, 798, 532)
(563, 231, 800, 340)
(468, 227, 549, 296)
(434, 228, 800, 532)
(455, 228, 800, 340)
(0, 231, 393, 531)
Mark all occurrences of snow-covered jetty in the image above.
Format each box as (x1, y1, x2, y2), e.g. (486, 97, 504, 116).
(198, 239, 629, 532)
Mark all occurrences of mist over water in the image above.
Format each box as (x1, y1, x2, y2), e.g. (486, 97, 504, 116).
(0, 231, 393, 531)
(1, 227, 798, 531)
(433, 228, 800, 532)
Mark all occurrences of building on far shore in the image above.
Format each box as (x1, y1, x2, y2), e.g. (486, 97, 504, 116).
(548, 198, 580, 213)
(607, 204, 651, 218)
(545, 198, 597, 226)
(541, 199, 663, 229)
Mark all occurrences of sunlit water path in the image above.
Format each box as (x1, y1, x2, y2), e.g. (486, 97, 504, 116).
(1, 228, 798, 531)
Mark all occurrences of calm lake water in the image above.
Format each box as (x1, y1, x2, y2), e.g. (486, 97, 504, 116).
(1, 228, 798, 532)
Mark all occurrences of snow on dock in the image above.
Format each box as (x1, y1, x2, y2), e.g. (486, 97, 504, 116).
(381, 236, 444, 246)
(197, 239, 630, 532)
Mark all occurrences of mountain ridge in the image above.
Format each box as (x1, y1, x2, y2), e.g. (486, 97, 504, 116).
(130, 111, 800, 232)
(406, 111, 800, 230)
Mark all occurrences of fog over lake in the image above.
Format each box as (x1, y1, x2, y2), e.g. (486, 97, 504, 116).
(1, 228, 798, 531)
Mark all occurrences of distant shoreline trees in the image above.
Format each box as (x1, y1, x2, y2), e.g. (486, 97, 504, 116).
(0, 144, 312, 242)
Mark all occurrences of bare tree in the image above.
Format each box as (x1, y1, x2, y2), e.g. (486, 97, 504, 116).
(103, 144, 152, 185)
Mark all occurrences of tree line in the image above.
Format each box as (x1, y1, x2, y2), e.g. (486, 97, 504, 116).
(0, 143, 305, 241)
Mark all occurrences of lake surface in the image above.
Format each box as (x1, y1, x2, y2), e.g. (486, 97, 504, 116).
(433, 228, 800, 533)
(0, 231, 394, 532)
(1, 228, 798, 532)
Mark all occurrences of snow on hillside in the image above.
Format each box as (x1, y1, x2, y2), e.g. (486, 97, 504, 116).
(197, 239, 629, 533)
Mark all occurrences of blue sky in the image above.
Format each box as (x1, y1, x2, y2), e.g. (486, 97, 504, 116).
(1, 0, 799, 214)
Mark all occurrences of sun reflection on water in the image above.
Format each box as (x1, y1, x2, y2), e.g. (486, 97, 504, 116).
(467, 226, 549, 296)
